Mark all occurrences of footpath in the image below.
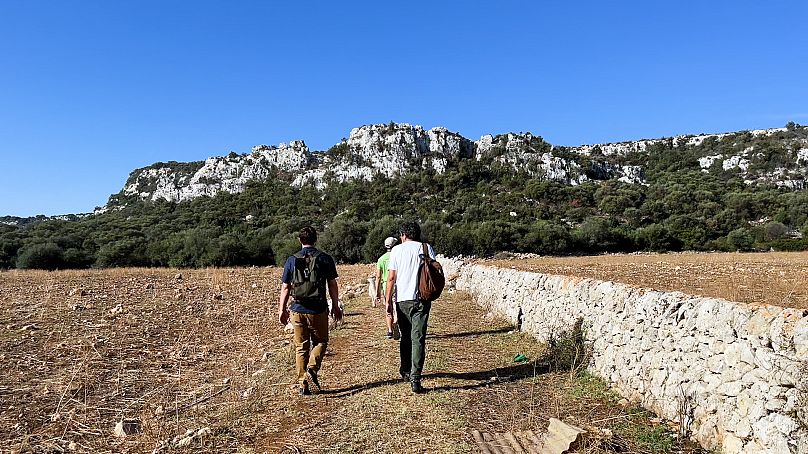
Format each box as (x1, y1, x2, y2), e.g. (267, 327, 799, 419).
(255, 289, 703, 454)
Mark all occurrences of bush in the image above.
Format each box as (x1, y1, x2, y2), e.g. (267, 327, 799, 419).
(16, 243, 65, 270)
(763, 221, 789, 241)
(726, 228, 755, 251)
(362, 216, 400, 263)
(319, 217, 368, 263)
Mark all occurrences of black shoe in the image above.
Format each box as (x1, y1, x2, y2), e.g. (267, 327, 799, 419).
(386, 332, 394, 339)
(298, 384, 310, 396)
(306, 369, 321, 393)
(411, 380, 425, 394)
(400, 372, 410, 381)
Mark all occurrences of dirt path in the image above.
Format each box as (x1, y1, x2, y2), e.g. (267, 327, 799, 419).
(253, 289, 703, 454)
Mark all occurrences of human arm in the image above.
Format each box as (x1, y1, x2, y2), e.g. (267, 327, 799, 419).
(278, 282, 291, 325)
(374, 268, 382, 305)
(385, 269, 397, 315)
(327, 278, 342, 321)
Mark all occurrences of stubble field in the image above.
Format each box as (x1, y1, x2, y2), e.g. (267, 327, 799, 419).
(488, 251, 808, 310)
(4, 252, 795, 452)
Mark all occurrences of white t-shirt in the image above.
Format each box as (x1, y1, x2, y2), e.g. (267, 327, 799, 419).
(387, 241, 436, 303)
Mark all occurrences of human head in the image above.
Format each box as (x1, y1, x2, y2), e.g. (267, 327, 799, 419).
(298, 226, 318, 246)
(384, 236, 397, 249)
(398, 221, 421, 242)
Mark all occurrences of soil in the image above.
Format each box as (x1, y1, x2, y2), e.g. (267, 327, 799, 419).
(1, 266, 708, 453)
(486, 251, 808, 310)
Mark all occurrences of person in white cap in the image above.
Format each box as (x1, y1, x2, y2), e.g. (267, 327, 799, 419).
(374, 236, 399, 339)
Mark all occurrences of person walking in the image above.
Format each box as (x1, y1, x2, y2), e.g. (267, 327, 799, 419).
(384, 221, 436, 394)
(278, 226, 342, 395)
(375, 236, 399, 339)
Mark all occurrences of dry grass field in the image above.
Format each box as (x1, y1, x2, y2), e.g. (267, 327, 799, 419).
(488, 251, 808, 310)
(0, 265, 707, 453)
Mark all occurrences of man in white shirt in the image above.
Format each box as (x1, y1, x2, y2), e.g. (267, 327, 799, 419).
(385, 221, 436, 394)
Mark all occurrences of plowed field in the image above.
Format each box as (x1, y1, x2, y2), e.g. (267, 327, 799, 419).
(487, 251, 808, 309)
(1, 265, 706, 453)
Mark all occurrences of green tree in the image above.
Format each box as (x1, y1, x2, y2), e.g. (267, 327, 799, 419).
(16, 243, 65, 270)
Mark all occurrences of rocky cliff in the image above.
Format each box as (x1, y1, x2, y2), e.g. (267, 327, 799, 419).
(111, 123, 808, 206)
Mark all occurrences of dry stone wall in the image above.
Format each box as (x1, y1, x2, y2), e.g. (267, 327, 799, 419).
(440, 258, 808, 454)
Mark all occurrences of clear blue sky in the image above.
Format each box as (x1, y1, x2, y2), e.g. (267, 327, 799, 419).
(1, 1, 807, 217)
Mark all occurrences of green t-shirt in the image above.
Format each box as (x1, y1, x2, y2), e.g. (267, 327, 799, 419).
(376, 251, 391, 292)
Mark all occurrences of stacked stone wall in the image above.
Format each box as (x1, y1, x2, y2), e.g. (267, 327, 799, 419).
(442, 259, 807, 453)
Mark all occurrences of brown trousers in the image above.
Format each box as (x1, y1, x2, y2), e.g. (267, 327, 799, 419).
(290, 311, 329, 386)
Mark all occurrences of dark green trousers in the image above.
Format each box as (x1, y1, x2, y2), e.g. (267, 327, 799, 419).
(397, 299, 431, 381)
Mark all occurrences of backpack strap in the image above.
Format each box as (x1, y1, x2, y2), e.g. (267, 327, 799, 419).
(416, 242, 428, 301)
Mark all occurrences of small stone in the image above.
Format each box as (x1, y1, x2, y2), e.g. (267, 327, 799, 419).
(109, 304, 123, 315)
(722, 434, 743, 454)
(113, 419, 141, 437)
(154, 405, 164, 415)
(174, 273, 183, 280)
(68, 441, 77, 451)
(242, 387, 255, 398)
(251, 369, 266, 377)
(145, 283, 155, 289)
(222, 377, 231, 385)
(261, 352, 272, 362)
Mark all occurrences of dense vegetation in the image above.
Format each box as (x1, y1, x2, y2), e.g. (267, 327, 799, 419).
(2, 125, 807, 269)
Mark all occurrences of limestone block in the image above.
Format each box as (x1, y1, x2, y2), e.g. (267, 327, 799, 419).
(721, 433, 743, 454)
(770, 309, 803, 354)
(735, 416, 752, 439)
(794, 317, 808, 360)
(752, 413, 798, 447)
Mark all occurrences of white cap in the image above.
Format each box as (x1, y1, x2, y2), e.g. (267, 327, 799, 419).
(384, 237, 397, 248)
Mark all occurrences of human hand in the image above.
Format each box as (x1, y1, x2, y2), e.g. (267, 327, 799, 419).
(278, 308, 289, 326)
(331, 303, 343, 322)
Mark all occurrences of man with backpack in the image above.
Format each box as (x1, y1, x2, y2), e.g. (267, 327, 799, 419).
(278, 226, 342, 396)
(384, 221, 441, 394)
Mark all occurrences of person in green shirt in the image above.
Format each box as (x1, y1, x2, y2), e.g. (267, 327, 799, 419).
(374, 236, 398, 339)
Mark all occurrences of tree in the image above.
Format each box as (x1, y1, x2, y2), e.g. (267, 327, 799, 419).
(320, 217, 369, 263)
(726, 228, 755, 251)
(763, 222, 789, 242)
(16, 243, 65, 270)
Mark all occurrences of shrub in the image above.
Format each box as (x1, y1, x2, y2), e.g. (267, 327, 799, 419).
(16, 243, 65, 270)
(726, 228, 755, 251)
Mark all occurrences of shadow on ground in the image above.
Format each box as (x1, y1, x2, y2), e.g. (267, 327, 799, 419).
(322, 360, 549, 398)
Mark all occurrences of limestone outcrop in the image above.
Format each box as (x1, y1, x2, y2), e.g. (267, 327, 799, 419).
(112, 123, 808, 206)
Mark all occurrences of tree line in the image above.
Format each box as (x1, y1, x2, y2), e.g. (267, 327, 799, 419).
(2, 126, 807, 270)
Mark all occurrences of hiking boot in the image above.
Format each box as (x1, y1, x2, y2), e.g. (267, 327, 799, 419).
(306, 369, 321, 393)
(411, 380, 425, 394)
(400, 372, 410, 382)
(386, 332, 394, 339)
(298, 382, 310, 396)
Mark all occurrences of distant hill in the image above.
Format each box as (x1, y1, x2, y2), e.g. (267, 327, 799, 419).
(108, 122, 807, 207)
(2, 122, 807, 270)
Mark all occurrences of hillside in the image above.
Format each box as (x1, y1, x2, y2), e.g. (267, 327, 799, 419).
(110, 122, 807, 207)
(1, 122, 807, 269)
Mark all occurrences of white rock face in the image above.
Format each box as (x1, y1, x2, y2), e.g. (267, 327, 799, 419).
(124, 141, 311, 203)
(723, 155, 750, 172)
(453, 262, 808, 454)
(114, 124, 808, 205)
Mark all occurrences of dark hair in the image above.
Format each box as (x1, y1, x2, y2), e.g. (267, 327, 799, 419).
(399, 221, 421, 241)
(299, 226, 318, 245)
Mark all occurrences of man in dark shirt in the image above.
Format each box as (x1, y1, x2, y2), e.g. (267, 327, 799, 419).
(278, 226, 342, 395)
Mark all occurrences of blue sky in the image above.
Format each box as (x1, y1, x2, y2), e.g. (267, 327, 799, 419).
(1, 1, 806, 217)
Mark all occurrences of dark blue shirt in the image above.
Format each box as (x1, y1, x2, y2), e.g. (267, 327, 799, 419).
(282, 247, 338, 314)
